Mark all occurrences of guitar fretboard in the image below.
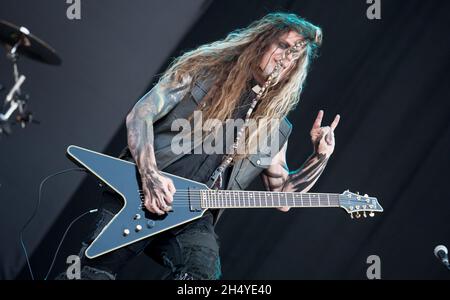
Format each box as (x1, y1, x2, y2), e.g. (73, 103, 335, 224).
(194, 190, 340, 208)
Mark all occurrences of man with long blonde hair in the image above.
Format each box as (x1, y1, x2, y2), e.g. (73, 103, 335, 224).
(63, 12, 340, 280)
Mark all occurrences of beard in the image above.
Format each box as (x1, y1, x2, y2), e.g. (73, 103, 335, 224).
(252, 62, 274, 85)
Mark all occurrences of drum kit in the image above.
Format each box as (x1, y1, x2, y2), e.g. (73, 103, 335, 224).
(0, 20, 61, 136)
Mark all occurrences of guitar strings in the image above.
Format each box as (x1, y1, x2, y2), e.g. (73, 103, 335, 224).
(133, 190, 343, 208)
(137, 190, 342, 203)
(125, 189, 364, 210)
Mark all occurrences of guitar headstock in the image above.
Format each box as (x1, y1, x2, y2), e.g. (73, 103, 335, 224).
(339, 190, 383, 219)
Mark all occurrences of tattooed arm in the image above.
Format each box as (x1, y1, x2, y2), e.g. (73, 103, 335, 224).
(261, 110, 340, 212)
(126, 75, 191, 215)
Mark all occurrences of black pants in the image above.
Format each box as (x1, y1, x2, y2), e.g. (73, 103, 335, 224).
(56, 189, 222, 280)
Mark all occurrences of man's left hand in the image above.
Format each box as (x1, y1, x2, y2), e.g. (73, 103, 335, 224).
(310, 110, 340, 157)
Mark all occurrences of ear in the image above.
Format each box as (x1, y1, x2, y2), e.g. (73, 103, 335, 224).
(314, 28, 323, 46)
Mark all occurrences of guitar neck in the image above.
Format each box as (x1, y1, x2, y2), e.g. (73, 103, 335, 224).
(197, 190, 341, 209)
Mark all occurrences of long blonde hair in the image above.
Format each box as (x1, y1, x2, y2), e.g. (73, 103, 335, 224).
(161, 12, 322, 159)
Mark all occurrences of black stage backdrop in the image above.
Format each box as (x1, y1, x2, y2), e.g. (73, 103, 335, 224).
(0, 0, 448, 280)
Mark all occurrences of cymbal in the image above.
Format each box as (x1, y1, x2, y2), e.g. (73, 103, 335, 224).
(0, 20, 61, 65)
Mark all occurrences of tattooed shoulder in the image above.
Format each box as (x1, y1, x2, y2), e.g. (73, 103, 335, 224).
(130, 74, 192, 122)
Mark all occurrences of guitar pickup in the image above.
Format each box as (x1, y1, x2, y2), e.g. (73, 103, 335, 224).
(188, 188, 202, 212)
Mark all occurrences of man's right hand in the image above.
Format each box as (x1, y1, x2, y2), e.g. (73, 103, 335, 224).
(141, 169, 176, 215)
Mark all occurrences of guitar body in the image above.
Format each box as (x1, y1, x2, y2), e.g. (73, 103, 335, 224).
(67, 145, 208, 259)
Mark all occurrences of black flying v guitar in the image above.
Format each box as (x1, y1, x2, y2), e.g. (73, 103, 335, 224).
(67, 145, 383, 259)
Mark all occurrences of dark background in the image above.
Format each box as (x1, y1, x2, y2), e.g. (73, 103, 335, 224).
(0, 0, 448, 280)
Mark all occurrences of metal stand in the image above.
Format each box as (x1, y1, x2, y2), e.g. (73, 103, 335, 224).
(0, 38, 36, 135)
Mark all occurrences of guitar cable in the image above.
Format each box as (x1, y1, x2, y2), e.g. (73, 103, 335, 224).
(19, 167, 99, 280)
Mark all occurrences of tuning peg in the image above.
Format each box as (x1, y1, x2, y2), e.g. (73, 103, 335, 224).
(350, 213, 354, 219)
(364, 194, 368, 197)
(355, 212, 361, 219)
(369, 212, 375, 217)
(363, 211, 367, 218)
